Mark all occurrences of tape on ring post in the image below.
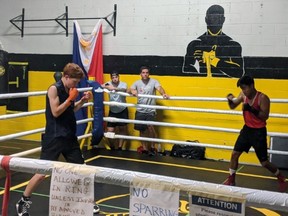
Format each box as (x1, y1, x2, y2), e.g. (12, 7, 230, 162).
(105, 132, 116, 139)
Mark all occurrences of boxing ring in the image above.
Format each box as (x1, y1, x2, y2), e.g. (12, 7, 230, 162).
(0, 87, 288, 215)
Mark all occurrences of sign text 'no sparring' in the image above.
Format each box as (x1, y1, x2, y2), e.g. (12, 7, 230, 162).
(130, 186, 179, 216)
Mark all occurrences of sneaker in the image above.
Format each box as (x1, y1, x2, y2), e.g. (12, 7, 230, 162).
(137, 146, 144, 153)
(277, 174, 288, 192)
(16, 197, 32, 216)
(142, 150, 149, 155)
(148, 148, 157, 156)
(137, 146, 149, 154)
(93, 204, 100, 214)
(223, 174, 236, 186)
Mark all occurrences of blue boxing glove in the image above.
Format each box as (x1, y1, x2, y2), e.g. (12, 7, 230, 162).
(243, 103, 259, 116)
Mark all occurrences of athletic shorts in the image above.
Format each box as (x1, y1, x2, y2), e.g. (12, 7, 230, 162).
(40, 136, 84, 164)
(134, 111, 156, 131)
(234, 125, 268, 162)
(107, 108, 129, 127)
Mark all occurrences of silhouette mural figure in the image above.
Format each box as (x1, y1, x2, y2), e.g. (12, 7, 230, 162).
(183, 5, 244, 78)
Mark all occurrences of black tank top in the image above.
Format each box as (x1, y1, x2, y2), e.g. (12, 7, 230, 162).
(44, 80, 77, 142)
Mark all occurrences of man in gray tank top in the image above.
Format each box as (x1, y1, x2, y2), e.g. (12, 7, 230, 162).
(102, 71, 128, 150)
(129, 66, 169, 155)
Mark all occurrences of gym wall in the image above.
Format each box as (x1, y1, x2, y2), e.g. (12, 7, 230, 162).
(0, 0, 287, 164)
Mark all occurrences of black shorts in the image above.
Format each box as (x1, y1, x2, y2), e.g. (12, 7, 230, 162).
(40, 136, 84, 164)
(234, 125, 268, 162)
(134, 111, 156, 131)
(107, 108, 129, 127)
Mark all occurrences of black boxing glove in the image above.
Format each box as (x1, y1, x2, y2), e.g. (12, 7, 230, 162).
(227, 93, 234, 98)
(227, 93, 234, 105)
(243, 103, 259, 116)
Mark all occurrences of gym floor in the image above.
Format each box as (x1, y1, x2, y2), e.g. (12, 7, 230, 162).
(0, 140, 287, 216)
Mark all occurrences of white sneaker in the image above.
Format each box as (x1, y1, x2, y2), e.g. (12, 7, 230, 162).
(93, 204, 100, 214)
(16, 197, 32, 216)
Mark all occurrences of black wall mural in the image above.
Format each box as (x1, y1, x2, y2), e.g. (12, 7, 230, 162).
(7, 62, 29, 111)
(182, 5, 244, 78)
(0, 50, 8, 105)
(7, 4, 288, 80)
(8, 54, 288, 79)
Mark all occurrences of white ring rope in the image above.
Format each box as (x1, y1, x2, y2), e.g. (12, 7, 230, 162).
(1, 88, 288, 103)
(104, 101, 288, 118)
(0, 128, 45, 142)
(105, 117, 239, 133)
(1, 89, 288, 213)
(111, 90, 288, 103)
(0, 102, 93, 120)
(0, 91, 47, 99)
(104, 132, 288, 156)
(105, 132, 234, 150)
(0, 118, 93, 142)
(6, 133, 92, 158)
(0, 109, 45, 120)
(10, 147, 42, 157)
(0, 88, 92, 99)
(1, 155, 287, 212)
(5, 99, 286, 122)
(104, 117, 288, 138)
(1, 88, 287, 156)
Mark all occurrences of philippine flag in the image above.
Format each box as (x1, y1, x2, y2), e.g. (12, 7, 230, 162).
(72, 20, 104, 136)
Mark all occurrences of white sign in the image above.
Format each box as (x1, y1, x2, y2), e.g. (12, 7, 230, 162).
(189, 191, 245, 216)
(49, 164, 95, 216)
(130, 179, 179, 216)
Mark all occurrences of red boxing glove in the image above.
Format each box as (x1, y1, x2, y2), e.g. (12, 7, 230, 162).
(81, 91, 92, 102)
(67, 88, 79, 103)
(84, 91, 92, 100)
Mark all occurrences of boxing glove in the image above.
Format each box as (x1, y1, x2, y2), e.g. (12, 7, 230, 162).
(81, 91, 92, 102)
(67, 88, 79, 103)
(243, 103, 259, 116)
(227, 93, 234, 105)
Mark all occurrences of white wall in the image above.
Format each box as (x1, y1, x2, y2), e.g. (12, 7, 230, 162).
(0, 0, 287, 57)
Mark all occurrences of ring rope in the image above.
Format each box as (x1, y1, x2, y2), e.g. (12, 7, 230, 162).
(1, 90, 287, 157)
(10, 147, 42, 157)
(105, 101, 244, 114)
(1, 89, 288, 103)
(1, 155, 287, 212)
(2, 100, 286, 121)
(110, 90, 288, 103)
(104, 132, 288, 156)
(1, 89, 287, 213)
(8, 133, 92, 158)
(3, 133, 92, 158)
(0, 88, 91, 99)
(0, 128, 45, 142)
(104, 101, 288, 118)
(0, 109, 45, 120)
(105, 132, 233, 151)
(0, 118, 93, 142)
(0, 91, 47, 99)
(0, 102, 93, 120)
(104, 117, 288, 138)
